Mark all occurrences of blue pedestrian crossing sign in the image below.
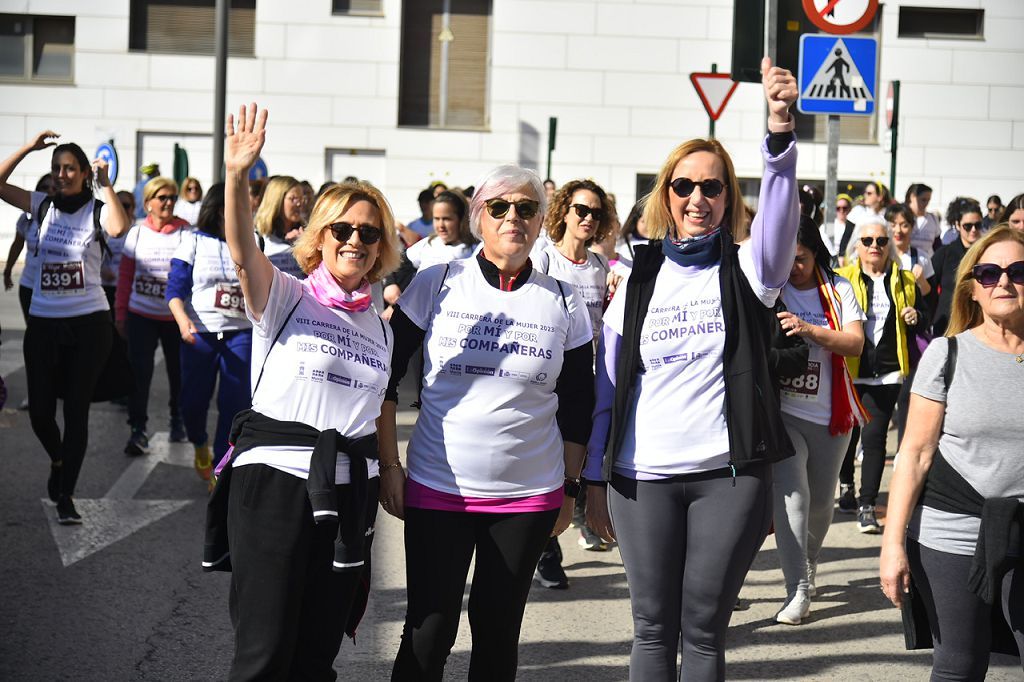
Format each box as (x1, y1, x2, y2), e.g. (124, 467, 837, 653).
(798, 34, 877, 116)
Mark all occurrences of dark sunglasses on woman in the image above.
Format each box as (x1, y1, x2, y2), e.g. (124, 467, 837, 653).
(570, 204, 605, 222)
(960, 221, 984, 233)
(329, 222, 382, 245)
(484, 198, 540, 220)
(860, 236, 890, 247)
(971, 260, 1024, 287)
(669, 177, 725, 199)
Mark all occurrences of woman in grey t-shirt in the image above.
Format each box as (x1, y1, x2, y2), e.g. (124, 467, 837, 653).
(880, 225, 1024, 679)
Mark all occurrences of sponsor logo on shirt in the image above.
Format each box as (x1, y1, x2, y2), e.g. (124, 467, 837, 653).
(327, 372, 351, 387)
(311, 369, 325, 383)
(437, 335, 457, 348)
(296, 341, 318, 353)
(466, 365, 495, 376)
(498, 368, 529, 380)
(297, 362, 307, 379)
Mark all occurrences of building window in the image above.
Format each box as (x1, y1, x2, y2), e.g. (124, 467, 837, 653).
(898, 7, 984, 39)
(129, 0, 256, 57)
(0, 14, 74, 83)
(332, 0, 384, 16)
(398, 0, 491, 130)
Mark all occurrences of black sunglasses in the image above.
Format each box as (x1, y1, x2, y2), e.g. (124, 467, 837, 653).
(669, 177, 725, 199)
(971, 260, 1024, 287)
(328, 222, 382, 245)
(484, 198, 540, 220)
(960, 221, 984, 232)
(154, 194, 178, 203)
(860, 236, 890, 248)
(570, 204, 605, 222)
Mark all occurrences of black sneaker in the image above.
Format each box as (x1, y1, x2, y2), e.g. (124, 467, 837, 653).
(534, 538, 568, 589)
(47, 462, 62, 503)
(857, 506, 881, 534)
(169, 418, 187, 443)
(578, 525, 608, 551)
(837, 484, 857, 514)
(125, 428, 149, 456)
(56, 497, 82, 525)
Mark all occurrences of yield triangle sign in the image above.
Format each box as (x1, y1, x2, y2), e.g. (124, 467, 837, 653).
(689, 73, 739, 122)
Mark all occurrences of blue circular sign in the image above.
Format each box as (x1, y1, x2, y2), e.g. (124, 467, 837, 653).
(250, 157, 268, 181)
(95, 142, 118, 185)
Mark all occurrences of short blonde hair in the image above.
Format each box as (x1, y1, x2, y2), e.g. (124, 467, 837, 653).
(292, 182, 401, 284)
(143, 176, 178, 204)
(254, 176, 300, 238)
(947, 224, 1024, 336)
(642, 138, 748, 240)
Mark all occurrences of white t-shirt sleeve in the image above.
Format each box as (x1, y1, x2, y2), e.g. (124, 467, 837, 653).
(917, 254, 935, 280)
(834, 275, 866, 325)
(28, 191, 45, 222)
(173, 230, 198, 265)
(562, 283, 595, 349)
(603, 277, 627, 336)
(98, 202, 110, 232)
(533, 245, 551, 274)
(738, 241, 782, 307)
(121, 226, 140, 259)
(396, 262, 446, 330)
(249, 266, 304, 338)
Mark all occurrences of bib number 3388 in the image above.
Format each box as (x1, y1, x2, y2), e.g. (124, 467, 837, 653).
(40, 261, 86, 296)
(779, 360, 821, 399)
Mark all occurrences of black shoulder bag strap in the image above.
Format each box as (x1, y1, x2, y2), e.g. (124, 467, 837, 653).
(252, 295, 302, 399)
(554, 279, 569, 313)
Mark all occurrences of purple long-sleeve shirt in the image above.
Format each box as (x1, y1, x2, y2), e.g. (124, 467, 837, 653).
(583, 134, 799, 481)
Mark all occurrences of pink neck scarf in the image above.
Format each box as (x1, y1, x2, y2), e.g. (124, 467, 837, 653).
(304, 261, 372, 312)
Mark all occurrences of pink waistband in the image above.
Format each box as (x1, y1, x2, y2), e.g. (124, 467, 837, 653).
(405, 479, 563, 513)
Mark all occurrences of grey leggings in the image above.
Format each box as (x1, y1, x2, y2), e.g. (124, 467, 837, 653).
(907, 540, 1024, 681)
(609, 463, 772, 682)
(772, 412, 852, 594)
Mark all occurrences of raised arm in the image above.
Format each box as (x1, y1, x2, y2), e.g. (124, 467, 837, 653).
(0, 131, 58, 213)
(750, 57, 800, 289)
(93, 159, 129, 238)
(224, 104, 274, 320)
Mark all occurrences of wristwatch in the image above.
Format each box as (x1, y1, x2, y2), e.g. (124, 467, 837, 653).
(563, 477, 582, 499)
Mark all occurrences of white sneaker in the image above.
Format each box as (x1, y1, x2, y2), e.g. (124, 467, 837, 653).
(807, 562, 817, 598)
(776, 590, 811, 625)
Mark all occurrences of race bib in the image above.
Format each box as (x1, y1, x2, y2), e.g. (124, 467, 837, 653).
(134, 275, 167, 299)
(39, 261, 86, 297)
(779, 360, 822, 400)
(213, 282, 246, 318)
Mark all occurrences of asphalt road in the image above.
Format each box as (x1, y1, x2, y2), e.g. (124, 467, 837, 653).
(0, 268, 1019, 681)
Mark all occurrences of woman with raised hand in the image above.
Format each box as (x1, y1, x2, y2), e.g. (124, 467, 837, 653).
(380, 164, 595, 681)
(836, 216, 926, 533)
(208, 104, 400, 680)
(0, 131, 130, 524)
(165, 183, 252, 484)
(117, 176, 190, 455)
(254, 174, 306, 278)
(772, 217, 866, 625)
(880, 225, 1024, 679)
(582, 58, 800, 680)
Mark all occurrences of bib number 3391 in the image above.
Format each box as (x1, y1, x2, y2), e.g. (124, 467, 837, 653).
(214, 282, 246, 318)
(40, 261, 86, 296)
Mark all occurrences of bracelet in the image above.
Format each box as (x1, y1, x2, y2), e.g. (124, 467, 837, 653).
(380, 461, 403, 472)
(767, 114, 796, 134)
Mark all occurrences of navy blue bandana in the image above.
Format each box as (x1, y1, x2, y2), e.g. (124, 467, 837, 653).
(662, 227, 722, 267)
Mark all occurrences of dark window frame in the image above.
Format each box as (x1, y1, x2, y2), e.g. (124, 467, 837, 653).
(331, 0, 385, 17)
(128, 0, 256, 58)
(898, 6, 985, 40)
(0, 13, 75, 85)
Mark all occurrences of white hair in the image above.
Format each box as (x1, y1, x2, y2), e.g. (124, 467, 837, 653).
(847, 214, 898, 265)
(468, 164, 546, 239)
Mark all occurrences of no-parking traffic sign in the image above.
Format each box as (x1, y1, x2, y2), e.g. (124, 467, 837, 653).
(802, 0, 879, 35)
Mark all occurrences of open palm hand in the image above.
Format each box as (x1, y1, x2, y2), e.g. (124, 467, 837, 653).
(224, 103, 268, 173)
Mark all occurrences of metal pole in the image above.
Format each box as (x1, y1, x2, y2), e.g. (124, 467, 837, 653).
(709, 63, 717, 139)
(889, 80, 900, 196)
(438, 0, 451, 128)
(212, 0, 229, 182)
(824, 115, 840, 230)
(764, 0, 778, 134)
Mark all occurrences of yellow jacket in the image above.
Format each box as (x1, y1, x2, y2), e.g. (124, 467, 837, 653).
(836, 260, 918, 379)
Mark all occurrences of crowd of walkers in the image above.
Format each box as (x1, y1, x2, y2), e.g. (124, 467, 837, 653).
(1, 54, 1022, 682)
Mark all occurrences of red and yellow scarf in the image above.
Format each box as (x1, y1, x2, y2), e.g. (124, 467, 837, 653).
(815, 267, 870, 435)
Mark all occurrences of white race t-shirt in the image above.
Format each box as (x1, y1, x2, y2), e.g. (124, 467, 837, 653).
(779, 275, 865, 425)
(911, 213, 941, 259)
(172, 231, 252, 333)
(398, 258, 593, 498)
(29, 192, 111, 318)
(857, 272, 902, 386)
(122, 223, 185, 317)
(534, 243, 609, 338)
(232, 268, 393, 482)
(612, 235, 649, 277)
(102, 233, 126, 288)
(15, 212, 41, 288)
(405, 235, 475, 273)
(897, 249, 934, 281)
(605, 243, 780, 475)
(262, 234, 305, 279)
(174, 199, 201, 227)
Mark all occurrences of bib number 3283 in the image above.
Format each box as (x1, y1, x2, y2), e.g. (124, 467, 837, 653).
(40, 261, 86, 296)
(779, 360, 821, 400)
(214, 282, 246, 318)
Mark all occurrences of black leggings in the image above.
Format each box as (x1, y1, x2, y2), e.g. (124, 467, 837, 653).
(24, 311, 112, 498)
(392, 505, 560, 682)
(18, 285, 31, 322)
(907, 539, 1024, 680)
(126, 312, 181, 430)
(608, 464, 773, 682)
(839, 382, 900, 507)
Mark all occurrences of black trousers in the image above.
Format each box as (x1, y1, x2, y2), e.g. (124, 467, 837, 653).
(839, 382, 901, 507)
(18, 284, 32, 322)
(227, 464, 379, 682)
(24, 311, 112, 498)
(126, 312, 181, 430)
(392, 505, 560, 682)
